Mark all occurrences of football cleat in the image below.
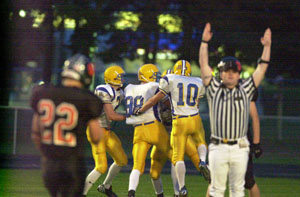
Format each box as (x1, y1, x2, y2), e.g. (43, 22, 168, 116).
(128, 190, 135, 197)
(199, 160, 211, 183)
(104, 65, 126, 87)
(179, 185, 188, 197)
(138, 64, 161, 82)
(173, 60, 191, 76)
(157, 192, 164, 197)
(174, 195, 179, 197)
(97, 184, 118, 197)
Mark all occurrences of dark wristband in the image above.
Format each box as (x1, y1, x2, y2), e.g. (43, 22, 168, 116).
(201, 40, 209, 44)
(257, 58, 270, 64)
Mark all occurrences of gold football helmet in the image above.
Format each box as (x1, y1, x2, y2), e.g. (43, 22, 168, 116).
(161, 69, 173, 77)
(104, 65, 125, 87)
(138, 64, 161, 82)
(173, 60, 191, 76)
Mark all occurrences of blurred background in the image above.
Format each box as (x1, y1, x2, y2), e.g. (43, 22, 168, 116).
(1, 0, 299, 177)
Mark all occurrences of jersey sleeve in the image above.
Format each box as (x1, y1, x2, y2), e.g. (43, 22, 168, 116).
(199, 86, 205, 98)
(86, 94, 103, 120)
(206, 77, 221, 99)
(251, 90, 258, 102)
(242, 77, 257, 100)
(161, 94, 169, 103)
(94, 86, 112, 104)
(159, 76, 170, 95)
(198, 79, 206, 98)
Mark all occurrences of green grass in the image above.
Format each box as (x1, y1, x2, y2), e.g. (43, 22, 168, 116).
(0, 169, 299, 197)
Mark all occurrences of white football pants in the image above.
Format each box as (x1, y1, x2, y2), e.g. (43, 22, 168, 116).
(208, 139, 249, 197)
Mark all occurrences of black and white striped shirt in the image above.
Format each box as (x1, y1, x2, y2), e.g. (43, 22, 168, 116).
(206, 77, 256, 140)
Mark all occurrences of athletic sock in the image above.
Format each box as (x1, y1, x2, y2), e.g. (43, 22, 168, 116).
(128, 169, 141, 191)
(83, 169, 101, 195)
(174, 161, 186, 190)
(198, 144, 207, 162)
(171, 163, 180, 195)
(151, 176, 163, 195)
(103, 162, 122, 189)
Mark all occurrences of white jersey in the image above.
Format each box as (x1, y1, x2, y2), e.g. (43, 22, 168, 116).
(159, 74, 205, 116)
(124, 82, 161, 125)
(94, 84, 124, 128)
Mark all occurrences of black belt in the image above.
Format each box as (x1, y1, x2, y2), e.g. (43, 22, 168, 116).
(210, 137, 238, 145)
(134, 121, 155, 127)
(172, 113, 199, 120)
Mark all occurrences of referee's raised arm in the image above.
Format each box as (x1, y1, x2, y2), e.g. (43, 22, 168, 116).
(253, 28, 272, 87)
(199, 22, 213, 86)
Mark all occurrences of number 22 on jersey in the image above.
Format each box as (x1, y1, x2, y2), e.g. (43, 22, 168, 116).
(38, 99, 78, 147)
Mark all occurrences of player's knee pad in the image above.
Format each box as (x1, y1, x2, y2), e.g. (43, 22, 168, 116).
(244, 177, 255, 189)
(150, 168, 160, 180)
(150, 161, 163, 180)
(95, 163, 108, 174)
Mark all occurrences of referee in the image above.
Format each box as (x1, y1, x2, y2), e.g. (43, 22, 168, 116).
(199, 22, 271, 197)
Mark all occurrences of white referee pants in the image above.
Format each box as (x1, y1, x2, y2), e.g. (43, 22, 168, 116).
(208, 139, 249, 197)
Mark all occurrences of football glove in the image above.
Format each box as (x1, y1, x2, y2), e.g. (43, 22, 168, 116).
(252, 143, 263, 158)
(132, 106, 143, 116)
(199, 161, 211, 183)
(160, 108, 172, 125)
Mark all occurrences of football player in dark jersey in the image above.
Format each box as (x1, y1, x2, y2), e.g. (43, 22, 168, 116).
(30, 54, 104, 197)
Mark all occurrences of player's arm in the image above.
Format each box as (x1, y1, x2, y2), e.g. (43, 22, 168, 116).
(31, 113, 41, 151)
(199, 22, 213, 86)
(87, 118, 104, 144)
(250, 101, 263, 158)
(252, 28, 272, 87)
(104, 103, 126, 121)
(250, 101, 260, 144)
(139, 91, 165, 113)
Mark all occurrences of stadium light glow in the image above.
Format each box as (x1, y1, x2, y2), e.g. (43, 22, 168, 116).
(158, 14, 182, 33)
(243, 71, 250, 78)
(114, 11, 141, 31)
(19, 10, 26, 18)
(30, 9, 45, 28)
(148, 53, 153, 59)
(64, 18, 76, 29)
(137, 48, 145, 55)
(157, 52, 167, 60)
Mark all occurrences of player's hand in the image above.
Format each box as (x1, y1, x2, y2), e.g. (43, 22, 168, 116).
(261, 28, 272, 47)
(199, 161, 211, 183)
(252, 143, 263, 158)
(132, 106, 143, 116)
(202, 22, 213, 42)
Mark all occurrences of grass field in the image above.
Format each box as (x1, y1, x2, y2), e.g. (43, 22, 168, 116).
(0, 169, 299, 197)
